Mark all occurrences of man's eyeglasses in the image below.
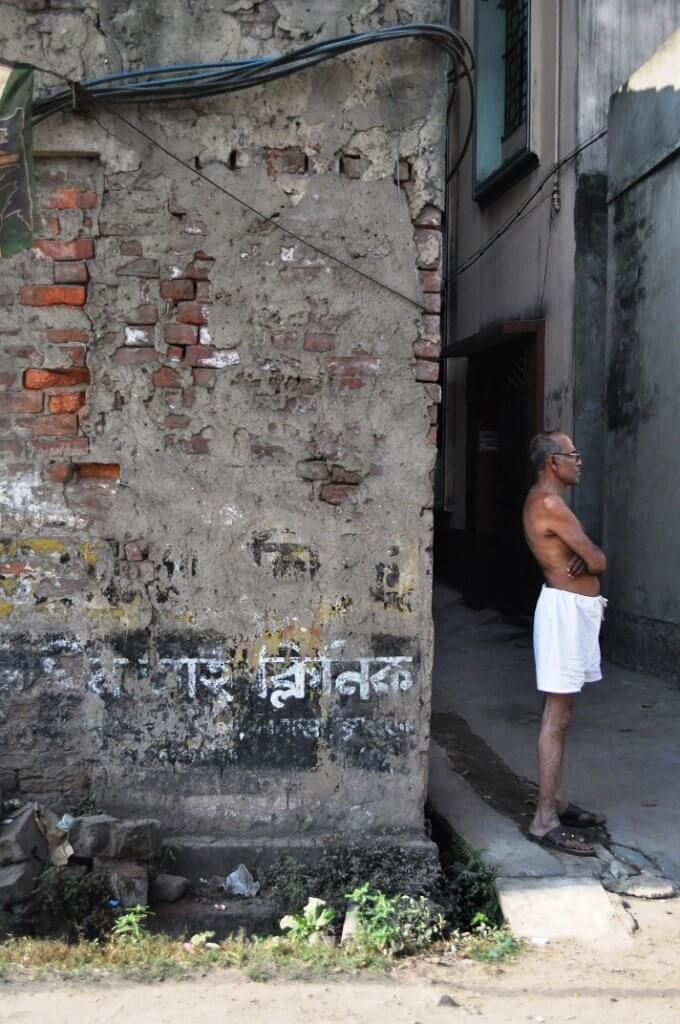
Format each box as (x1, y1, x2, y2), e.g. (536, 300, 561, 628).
(554, 451, 582, 461)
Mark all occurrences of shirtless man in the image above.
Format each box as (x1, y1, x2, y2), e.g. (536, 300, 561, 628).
(522, 431, 607, 856)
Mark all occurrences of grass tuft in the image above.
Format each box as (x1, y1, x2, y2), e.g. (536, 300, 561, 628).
(0, 934, 389, 983)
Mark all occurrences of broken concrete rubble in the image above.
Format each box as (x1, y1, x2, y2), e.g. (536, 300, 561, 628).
(68, 815, 161, 860)
(151, 873, 190, 904)
(94, 858, 149, 908)
(0, 862, 43, 910)
(0, 805, 48, 868)
(68, 815, 119, 858)
(0, 805, 49, 911)
(602, 874, 680, 900)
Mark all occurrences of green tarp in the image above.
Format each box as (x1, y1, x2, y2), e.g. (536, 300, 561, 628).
(0, 61, 34, 257)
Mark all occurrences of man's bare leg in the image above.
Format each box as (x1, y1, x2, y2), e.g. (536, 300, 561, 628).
(529, 693, 572, 837)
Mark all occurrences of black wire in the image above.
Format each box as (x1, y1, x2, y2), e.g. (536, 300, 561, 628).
(32, 25, 476, 123)
(449, 127, 608, 282)
(105, 111, 428, 312)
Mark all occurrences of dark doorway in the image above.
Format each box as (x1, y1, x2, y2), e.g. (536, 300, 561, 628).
(436, 322, 545, 617)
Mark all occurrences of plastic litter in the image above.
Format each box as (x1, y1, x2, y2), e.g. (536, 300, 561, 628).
(224, 863, 260, 897)
(56, 813, 75, 833)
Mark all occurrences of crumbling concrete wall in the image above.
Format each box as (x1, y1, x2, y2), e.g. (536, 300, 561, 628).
(603, 31, 680, 682)
(0, 0, 447, 837)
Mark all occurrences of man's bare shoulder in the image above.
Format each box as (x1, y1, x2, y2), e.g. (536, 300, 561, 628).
(524, 487, 565, 515)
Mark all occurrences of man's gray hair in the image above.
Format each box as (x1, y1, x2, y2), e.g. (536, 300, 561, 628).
(529, 431, 563, 472)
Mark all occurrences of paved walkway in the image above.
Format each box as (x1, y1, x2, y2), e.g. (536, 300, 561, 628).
(430, 583, 680, 881)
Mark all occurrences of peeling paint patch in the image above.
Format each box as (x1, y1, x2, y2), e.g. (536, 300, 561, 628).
(251, 532, 320, 580)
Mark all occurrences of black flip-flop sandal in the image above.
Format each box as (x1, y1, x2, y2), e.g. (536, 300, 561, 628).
(527, 826, 596, 857)
(558, 803, 606, 828)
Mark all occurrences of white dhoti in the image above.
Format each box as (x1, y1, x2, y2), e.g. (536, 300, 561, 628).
(533, 585, 607, 694)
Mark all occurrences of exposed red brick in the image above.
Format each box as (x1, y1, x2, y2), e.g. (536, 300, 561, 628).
(125, 325, 154, 347)
(165, 323, 198, 345)
(20, 285, 86, 307)
(181, 214, 208, 236)
(176, 302, 209, 326)
(415, 360, 440, 383)
(160, 279, 195, 301)
(112, 348, 157, 366)
(425, 383, 442, 404)
(46, 462, 74, 483)
(195, 281, 211, 300)
(30, 437, 89, 455)
(422, 292, 441, 314)
(419, 270, 442, 293)
(428, 403, 439, 425)
(5, 346, 44, 368)
(164, 414, 190, 430)
(184, 256, 214, 281)
(330, 465, 362, 484)
(192, 368, 216, 387)
(44, 188, 98, 210)
(184, 345, 235, 368)
(120, 240, 143, 256)
(46, 328, 89, 344)
(427, 426, 438, 446)
(413, 205, 443, 227)
(182, 388, 196, 408)
(265, 147, 307, 176)
(24, 368, 90, 389)
(304, 333, 335, 353)
(181, 434, 210, 454)
(326, 355, 380, 378)
(77, 463, 120, 480)
(30, 413, 78, 437)
(0, 561, 27, 575)
(414, 340, 441, 359)
(48, 392, 85, 414)
(153, 368, 181, 389)
(124, 542, 144, 562)
(54, 262, 89, 285)
(63, 345, 86, 368)
(167, 346, 184, 362)
(421, 315, 440, 339)
(116, 257, 159, 278)
(0, 391, 43, 414)
(37, 215, 61, 237)
(296, 460, 329, 481)
(338, 378, 363, 390)
(34, 238, 94, 261)
(340, 154, 369, 178)
(0, 372, 16, 390)
(128, 304, 158, 325)
(415, 228, 441, 270)
(320, 484, 356, 505)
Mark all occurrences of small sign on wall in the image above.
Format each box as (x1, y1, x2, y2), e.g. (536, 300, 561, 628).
(478, 429, 500, 452)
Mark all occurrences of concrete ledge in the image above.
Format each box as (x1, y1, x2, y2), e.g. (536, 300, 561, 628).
(496, 876, 634, 943)
(428, 741, 564, 878)
(149, 897, 278, 940)
(162, 833, 440, 882)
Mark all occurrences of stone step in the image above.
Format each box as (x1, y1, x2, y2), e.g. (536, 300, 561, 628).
(161, 833, 439, 884)
(148, 896, 279, 940)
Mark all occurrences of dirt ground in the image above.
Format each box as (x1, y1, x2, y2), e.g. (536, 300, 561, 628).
(2, 899, 679, 1024)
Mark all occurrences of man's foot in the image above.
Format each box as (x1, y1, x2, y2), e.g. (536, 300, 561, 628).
(558, 803, 606, 828)
(527, 826, 596, 856)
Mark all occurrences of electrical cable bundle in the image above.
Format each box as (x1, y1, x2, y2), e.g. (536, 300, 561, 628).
(32, 23, 474, 133)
